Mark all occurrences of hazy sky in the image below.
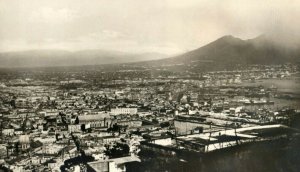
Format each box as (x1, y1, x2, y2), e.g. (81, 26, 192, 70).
(0, 0, 299, 54)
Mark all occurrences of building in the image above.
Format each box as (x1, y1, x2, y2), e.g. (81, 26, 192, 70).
(68, 124, 81, 133)
(2, 128, 14, 136)
(19, 135, 30, 150)
(88, 156, 141, 172)
(117, 120, 142, 128)
(110, 108, 137, 115)
(174, 116, 208, 136)
(78, 113, 112, 128)
(100, 136, 120, 144)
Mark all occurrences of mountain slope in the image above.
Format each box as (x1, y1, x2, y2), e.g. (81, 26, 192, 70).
(138, 35, 300, 70)
(1, 35, 299, 69)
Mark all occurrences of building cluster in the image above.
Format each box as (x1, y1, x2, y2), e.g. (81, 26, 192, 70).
(0, 64, 299, 171)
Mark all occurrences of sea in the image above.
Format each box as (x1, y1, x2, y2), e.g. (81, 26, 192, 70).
(127, 75, 300, 172)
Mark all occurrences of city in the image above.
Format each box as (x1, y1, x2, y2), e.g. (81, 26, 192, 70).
(0, 63, 299, 171)
(1, 1, 300, 172)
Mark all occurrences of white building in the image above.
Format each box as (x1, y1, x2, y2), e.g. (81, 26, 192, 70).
(68, 124, 81, 133)
(110, 108, 137, 115)
(2, 128, 14, 136)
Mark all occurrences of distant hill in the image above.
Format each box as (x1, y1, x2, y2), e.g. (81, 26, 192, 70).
(0, 49, 167, 68)
(137, 35, 300, 71)
(1, 35, 299, 69)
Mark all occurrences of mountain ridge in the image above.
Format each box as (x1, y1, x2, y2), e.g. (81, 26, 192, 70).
(0, 49, 167, 68)
(135, 34, 300, 69)
(0, 34, 299, 69)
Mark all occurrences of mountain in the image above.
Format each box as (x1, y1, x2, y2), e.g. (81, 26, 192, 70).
(0, 49, 167, 68)
(1, 35, 299, 69)
(137, 35, 300, 71)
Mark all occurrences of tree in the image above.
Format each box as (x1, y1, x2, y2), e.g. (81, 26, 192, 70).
(15, 142, 19, 155)
(75, 117, 79, 124)
(104, 142, 130, 158)
(10, 99, 16, 108)
(152, 119, 159, 124)
(107, 123, 120, 133)
(81, 124, 86, 132)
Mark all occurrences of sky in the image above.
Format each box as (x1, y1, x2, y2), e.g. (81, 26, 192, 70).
(0, 0, 299, 54)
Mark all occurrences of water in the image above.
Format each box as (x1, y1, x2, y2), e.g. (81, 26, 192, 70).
(241, 76, 300, 109)
(127, 76, 300, 172)
(242, 76, 300, 94)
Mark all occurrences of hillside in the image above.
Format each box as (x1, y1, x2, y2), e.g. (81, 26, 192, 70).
(137, 35, 300, 70)
(1, 35, 299, 69)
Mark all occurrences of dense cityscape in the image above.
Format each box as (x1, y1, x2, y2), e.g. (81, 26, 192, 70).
(0, 63, 299, 171)
(1, 1, 300, 172)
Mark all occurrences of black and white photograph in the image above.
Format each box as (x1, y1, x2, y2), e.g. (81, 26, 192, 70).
(0, 0, 300, 171)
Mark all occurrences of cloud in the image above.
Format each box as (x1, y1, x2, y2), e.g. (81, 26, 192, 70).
(0, 0, 299, 54)
(87, 30, 126, 40)
(29, 7, 78, 23)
